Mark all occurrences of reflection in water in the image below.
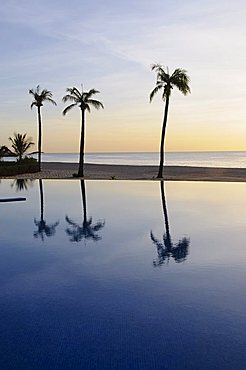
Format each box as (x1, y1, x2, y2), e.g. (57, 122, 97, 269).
(151, 181, 190, 266)
(11, 179, 34, 192)
(1, 181, 246, 370)
(65, 180, 105, 243)
(34, 179, 59, 241)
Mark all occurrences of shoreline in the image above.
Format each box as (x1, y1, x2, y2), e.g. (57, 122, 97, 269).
(1, 162, 246, 182)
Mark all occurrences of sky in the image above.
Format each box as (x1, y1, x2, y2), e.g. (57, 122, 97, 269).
(0, 0, 246, 153)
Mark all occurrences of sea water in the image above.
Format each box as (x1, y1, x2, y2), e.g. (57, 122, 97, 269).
(30, 151, 246, 167)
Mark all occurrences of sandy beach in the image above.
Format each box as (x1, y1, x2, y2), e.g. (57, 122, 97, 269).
(2, 162, 246, 182)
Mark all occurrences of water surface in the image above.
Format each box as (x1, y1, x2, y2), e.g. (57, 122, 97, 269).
(0, 180, 245, 369)
(12, 151, 246, 167)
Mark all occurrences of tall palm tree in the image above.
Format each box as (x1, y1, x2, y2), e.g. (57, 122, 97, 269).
(29, 85, 56, 171)
(150, 64, 190, 178)
(9, 133, 34, 161)
(34, 179, 59, 241)
(62, 86, 104, 177)
(150, 181, 190, 266)
(65, 180, 105, 243)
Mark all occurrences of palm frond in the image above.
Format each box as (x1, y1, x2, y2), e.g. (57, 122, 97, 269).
(150, 231, 163, 248)
(158, 72, 170, 84)
(45, 97, 57, 105)
(65, 215, 77, 226)
(151, 63, 165, 73)
(84, 103, 91, 112)
(92, 220, 105, 231)
(62, 94, 78, 103)
(149, 84, 162, 102)
(30, 101, 37, 109)
(65, 87, 81, 100)
(65, 87, 76, 95)
(86, 99, 104, 110)
(86, 89, 100, 98)
(29, 89, 35, 96)
(71, 87, 82, 98)
(62, 103, 77, 116)
(40, 89, 52, 97)
(170, 69, 191, 95)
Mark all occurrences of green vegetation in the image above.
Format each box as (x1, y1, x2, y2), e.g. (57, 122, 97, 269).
(9, 133, 34, 161)
(0, 158, 38, 176)
(29, 85, 57, 171)
(150, 64, 190, 178)
(62, 86, 104, 177)
(0, 136, 37, 176)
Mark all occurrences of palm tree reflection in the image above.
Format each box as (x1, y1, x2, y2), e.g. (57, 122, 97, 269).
(150, 181, 190, 266)
(34, 179, 59, 241)
(11, 179, 34, 192)
(65, 180, 105, 243)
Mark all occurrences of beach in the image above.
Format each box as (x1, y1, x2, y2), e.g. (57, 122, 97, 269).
(2, 162, 246, 182)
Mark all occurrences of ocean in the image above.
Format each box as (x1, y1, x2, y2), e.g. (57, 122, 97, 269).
(30, 151, 246, 168)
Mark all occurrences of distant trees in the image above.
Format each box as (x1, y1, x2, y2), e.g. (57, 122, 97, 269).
(150, 64, 190, 178)
(29, 85, 56, 171)
(62, 87, 104, 177)
(9, 133, 34, 161)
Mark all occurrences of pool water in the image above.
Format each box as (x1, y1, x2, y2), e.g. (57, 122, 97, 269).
(0, 180, 245, 370)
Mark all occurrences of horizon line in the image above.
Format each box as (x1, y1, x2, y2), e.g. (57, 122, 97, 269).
(38, 150, 246, 154)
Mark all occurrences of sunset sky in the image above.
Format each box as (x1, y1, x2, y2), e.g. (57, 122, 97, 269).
(0, 0, 245, 153)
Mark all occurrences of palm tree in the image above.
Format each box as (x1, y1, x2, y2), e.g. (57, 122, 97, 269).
(150, 181, 190, 266)
(150, 64, 190, 178)
(65, 180, 105, 243)
(29, 85, 56, 171)
(9, 133, 34, 161)
(34, 179, 59, 241)
(62, 86, 104, 177)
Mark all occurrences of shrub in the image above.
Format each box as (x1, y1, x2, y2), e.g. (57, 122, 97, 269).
(18, 156, 37, 164)
(0, 159, 39, 176)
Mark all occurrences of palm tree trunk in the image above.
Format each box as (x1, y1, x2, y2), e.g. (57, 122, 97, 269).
(78, 109, 85, 177)
(39, 179, 44, 222)
(157, 94, 170, 178)
(80, 179, 87, 224)
(160, 181, 171, 243)
(37, 106, 42, 172)
(160, 180, 172, 259)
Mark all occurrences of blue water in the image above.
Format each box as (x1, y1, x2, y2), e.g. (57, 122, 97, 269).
(0, 180, 246, 369)
(29, 151, 246, 168)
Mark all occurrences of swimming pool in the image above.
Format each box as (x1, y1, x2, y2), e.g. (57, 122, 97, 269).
(0, 180, 245, 369)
